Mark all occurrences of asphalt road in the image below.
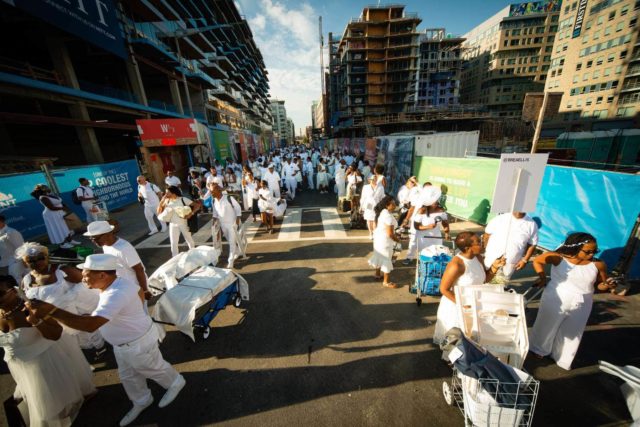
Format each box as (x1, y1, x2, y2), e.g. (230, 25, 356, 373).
(1, 189, 638, 426)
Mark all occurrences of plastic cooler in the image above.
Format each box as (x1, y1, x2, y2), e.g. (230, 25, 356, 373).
(412, 245, 451, 306)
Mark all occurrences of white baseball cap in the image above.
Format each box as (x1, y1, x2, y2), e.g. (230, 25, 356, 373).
(77, 253, 118, 271)
(268, 163, 275, 168)
(83, 221, 115, 237)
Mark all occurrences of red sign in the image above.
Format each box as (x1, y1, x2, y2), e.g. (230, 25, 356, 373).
(135, 119, 200, 147)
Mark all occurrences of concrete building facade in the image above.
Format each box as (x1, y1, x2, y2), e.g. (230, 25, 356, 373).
(545, 0, 639, 119)
(270, 99, 294, 144)
(460, 2, 561, 117)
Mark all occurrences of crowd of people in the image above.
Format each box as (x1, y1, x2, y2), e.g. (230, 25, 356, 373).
(0, 144, 617, 426)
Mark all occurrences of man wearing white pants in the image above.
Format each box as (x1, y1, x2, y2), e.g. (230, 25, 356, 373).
(303, 157, 314, 190)
(137, 176, 167, 235)
(283, 158, 300, 200)
(263, 164, 281, 199)
(77, 178, 98, 223)
(207, 183, 242, 269)
(26, 254, 185, 427)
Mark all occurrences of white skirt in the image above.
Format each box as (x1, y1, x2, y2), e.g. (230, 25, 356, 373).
(42, 209, 70, 244)
(368, 238, 394, 273)
(316, 172, 329, 187)
(363, 208, 376, 221)
(433, 296, 457, 345)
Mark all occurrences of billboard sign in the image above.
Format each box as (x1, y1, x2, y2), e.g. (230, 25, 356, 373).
(508, 0, 562, 16)
(572, 0, 589, 38)
(136, 119, 206, 147)
(5, 0, 127, 58)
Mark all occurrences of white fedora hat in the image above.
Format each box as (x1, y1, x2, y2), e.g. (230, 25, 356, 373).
(421, 186, 442, 207)
(77, 253, 118, 271)
(83, 221, 115, 237)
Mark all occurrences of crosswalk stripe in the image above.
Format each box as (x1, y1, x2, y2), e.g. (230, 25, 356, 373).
(135, 229, 170, 249)
(192, 218, 213, 242)
(277, 208, 302, 241)
(319, 208, 348, 239)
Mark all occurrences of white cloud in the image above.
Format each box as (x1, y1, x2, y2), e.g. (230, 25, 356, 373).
(246, 0, 322, 132)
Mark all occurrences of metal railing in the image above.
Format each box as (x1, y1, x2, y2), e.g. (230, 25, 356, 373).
(0, 56, 65, 85)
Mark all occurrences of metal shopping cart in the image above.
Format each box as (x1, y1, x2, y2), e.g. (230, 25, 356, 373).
(441, 330, 540, 427)
(411, 245, 452, 306)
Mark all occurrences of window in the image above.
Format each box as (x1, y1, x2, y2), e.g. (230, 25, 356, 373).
(594, 30, 601, 40)
(604, 67, 611, 76)
(615, 65, 623, 74)
(573, 75, 579, 83)
(543, 55, 551, 62)
(616, 22, 624, 31)
(593, 70, 600, 78)
(608, 53, 615, 62)
(608, 11, 616, 21)
(630, 17, 637, 27)
(558, 68, 563, 76)
(551, 70, 556, 77)
(586, 20, 592, 30)
(607, 95, 614, 103)
(547, 36, 555, 43)
(621, 50, 628, 59)
(604, 26, 611, 36)
(583, 72, 590, 81)
(582, 34, 589, 44)
(597, 16, 604, 25)
(596, 96, 603, 104)
(596, 56, 603, 66)
(621, 6, 629, 16)
(587, 60, 593, 68)
(545, 45, 553, 52)
(576, 98, 583, 107)
(586, 98, 592, 106)
(576, 62, 582, 70)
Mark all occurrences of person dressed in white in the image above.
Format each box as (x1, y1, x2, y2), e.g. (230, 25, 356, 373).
(157, 186, 200, 257)
(316, 160, 330, 193)
(76, 178, 98, 223)
(0, 215, 26, 284)
(303, 157, 315, 190)
(16, 242, 105, 353)
(258, 180, 276, 233)
(483, 211, 538, 280)
(263, 164, 281, 199)
(361, 161, 372, 182)
(85, 221, 152, 303)
(368, 197, 401, 288)
(433, 232, 504, 345)
(360, 175, 385, 239)
(402, 204, 437, 265)
(205, 167, 224, 188)
(529, 233, 609, 370)
(0, 275, 96, 427)
(164, 170, 181, 188)
(283, 158, 300, 200)
(396, 177, 419, 229)
(31, 184, 79, 249)
(244, 172, 260, 222)
(206, 183, 242, 269)
(346, 166, 363, 199)
(137, 176, 167, 235)
(334, 160, 347, 197)
(26, 254, 186, 427)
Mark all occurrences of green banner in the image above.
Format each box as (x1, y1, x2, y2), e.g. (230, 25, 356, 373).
(211, 129, 232, 162)
(414, 157, 500, 225)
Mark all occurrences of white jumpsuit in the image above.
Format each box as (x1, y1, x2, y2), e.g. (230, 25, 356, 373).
(529, 259, 597, 370)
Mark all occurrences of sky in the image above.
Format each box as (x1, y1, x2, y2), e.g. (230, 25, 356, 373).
(235, 0, 511, 133)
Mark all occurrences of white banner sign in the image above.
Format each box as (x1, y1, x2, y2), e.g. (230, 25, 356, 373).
(491, 153, 549, 213)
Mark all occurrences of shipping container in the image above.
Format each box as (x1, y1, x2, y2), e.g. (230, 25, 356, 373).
(414, 131, 479, 158)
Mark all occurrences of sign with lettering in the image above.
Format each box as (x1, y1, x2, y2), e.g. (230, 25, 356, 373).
(5, 0, 127, 58)
(491, 153, 549, 213)
(572, 0, 589, 38)
(136, 119, 206, 147)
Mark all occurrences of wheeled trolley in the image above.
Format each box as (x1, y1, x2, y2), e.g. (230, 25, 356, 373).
(91, 201, 109, 221)
(411, 245, 451, 306)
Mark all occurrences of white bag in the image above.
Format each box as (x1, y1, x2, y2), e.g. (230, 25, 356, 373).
(157, 207, 174, 222)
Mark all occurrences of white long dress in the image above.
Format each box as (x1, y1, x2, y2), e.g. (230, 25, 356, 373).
(39, 196, 70, 245)
(257, 188, 275, 213)
(316, 165, 329, 189)
(361, 184, 385, 222)
(368, 209, 397, 274)
(433, 255, 486, 344)
(22, 268, 104, 349)
(0, 328, 95, 427)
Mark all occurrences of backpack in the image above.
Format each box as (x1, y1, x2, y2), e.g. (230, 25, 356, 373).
(71, 187, 86, 205)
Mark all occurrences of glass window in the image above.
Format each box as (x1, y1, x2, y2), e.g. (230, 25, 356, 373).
(573, 75, 579, 83)
(608, 11, 616, 21)
(583, 72, 590, 80)
(596, 56, 604, 65)
(608, 53, 615, 62)
(582, 34, 589, 43)
(605, 26, 611, 35)
(597, 16, 604, 25)
(593, 70, 600, 78)
(616, 22, 624, 31)
(587, 60, 593, 68)
(576, 63, 582, 70)
(596, 96, 603, 104)
(594, 30, 601, 40)
(621, 6, 629, 16)
(604, 67, 611, 76)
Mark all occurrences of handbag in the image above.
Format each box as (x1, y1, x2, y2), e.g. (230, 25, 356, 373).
(157, 206, 174, 222)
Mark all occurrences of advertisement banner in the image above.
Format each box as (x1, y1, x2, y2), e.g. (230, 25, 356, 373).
(414, 156, 499, 224)
(572, 0, 589, 38)
(376, 137, 414, 197)
(136, 119, 201, 147)
(0, 171, 49, 239)
(52, 160, 140, 220)
(6, 0, 127, 59)
(210, 129, 232, 162)
(509, 0, 562, 16)
(365, 139, 378, 163)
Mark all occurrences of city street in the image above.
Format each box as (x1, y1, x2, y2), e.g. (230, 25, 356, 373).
(1, 190, 634, 426)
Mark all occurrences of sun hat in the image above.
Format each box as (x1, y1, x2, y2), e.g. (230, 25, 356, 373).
(83, 221, 115, 237)
(76, 253, 118, 270)
(421, 187, 442, 207)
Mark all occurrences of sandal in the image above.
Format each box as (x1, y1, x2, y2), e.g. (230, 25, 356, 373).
(383, 282, 399, 289)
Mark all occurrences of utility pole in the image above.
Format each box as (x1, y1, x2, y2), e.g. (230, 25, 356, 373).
(319, 16, 325, 95)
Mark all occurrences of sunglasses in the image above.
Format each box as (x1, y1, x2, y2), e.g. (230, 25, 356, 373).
(580, 249, 599, 255)
(26, 255, 46, 263)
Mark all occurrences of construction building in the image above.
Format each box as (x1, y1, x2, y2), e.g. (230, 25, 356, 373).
(330, 5, 422, 135)
(416, 29, 465, 109)
(545, 0, 640, 120)
(460, 1, 562, 117)
(0, 0, 271, 181)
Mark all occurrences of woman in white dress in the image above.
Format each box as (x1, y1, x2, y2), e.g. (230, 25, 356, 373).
(316, 161, 329, 193)
(368, 196, 400, 289)
(31, 185, 78, 249)
(257, 180, 275, 233)
(360, 176, 385, 239)
(433, 232, 505, 345)
(423, 202, 451, 246)
(529, 232, 610, 370)
(0, 275, 95, 427)
(15, 243, 105, 354)
(224, 167, 241, 192)
(346, 166, 363, 199)
(244, 172, 260, 222)
(373, 164, 387, 189)
(157, 186, 200, 257)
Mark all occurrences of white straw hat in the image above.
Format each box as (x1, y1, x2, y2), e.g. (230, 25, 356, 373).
(77, 253, 118, 271)
(83, 221, 115, 237)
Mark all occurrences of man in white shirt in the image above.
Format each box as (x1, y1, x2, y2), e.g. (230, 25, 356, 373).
(207, 183, 242, 269)
(0, 215, 26, 283)
(206, 167, 224, 188)
(137, 176, 166, 235)
(263, 164, 281, 199)
(84, 221, 151, 301)
(164, 170, 181, 188)
(283, 158, 300, 200)
(303, 157, 315, 190)
(77, 178, 98, 223)
(397, 177, 419, 230)
(26, 254, 185, 427)
(483, 212, 539, 279)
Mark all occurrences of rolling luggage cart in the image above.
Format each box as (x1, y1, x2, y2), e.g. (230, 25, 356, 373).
(411, 245, 451, 306)
(91, 201, 109, 221)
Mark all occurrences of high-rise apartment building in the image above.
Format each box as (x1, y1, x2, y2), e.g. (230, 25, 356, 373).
(271, 99, 293, 143)
(416, 29, 465, 108)
(545, 0, 639, 119)
(460, 2, 562, 117)
(332, 5, 421, 132)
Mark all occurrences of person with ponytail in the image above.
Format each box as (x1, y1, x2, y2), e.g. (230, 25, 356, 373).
(368, 196, 400, 288)
(529, 232, 611, 370)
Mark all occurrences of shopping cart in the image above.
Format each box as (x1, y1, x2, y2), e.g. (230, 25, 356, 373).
(411, 245, 452, 306)
(91, 201, 109, 221)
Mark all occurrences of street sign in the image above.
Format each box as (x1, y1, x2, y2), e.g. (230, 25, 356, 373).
(491, 153, 549, 213)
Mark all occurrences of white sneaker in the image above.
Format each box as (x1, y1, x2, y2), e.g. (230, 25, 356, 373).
(60, 243, 74, 249)
(120, 396, 153, 426)
(148, 230, 158, 236)
(158, 375, 186, 408)
(70, 240, 81, 245)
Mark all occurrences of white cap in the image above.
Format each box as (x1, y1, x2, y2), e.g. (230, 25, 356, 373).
(421, 187, 442, 207)
(83, 221, 115, 236)
(268, 163, 275, 168)
(77, 253, 118, 271)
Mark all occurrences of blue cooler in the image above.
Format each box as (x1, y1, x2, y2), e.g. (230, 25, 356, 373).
(412, 253, 451, 297)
